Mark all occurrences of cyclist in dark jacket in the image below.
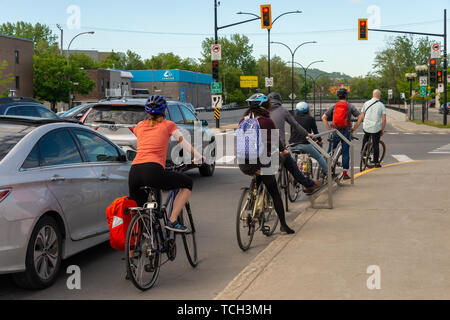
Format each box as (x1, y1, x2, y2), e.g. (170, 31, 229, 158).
(268, 92, 322, 194)
(290, 102, 328, 177)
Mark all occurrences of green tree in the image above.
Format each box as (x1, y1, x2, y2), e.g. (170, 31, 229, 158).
(97, 51, 126, 69)
(34, 49, 95, 111)
(69, 53, 97, 69)
(124, 50, 145, 70)
(144, 53, 199, 71)
(0, 60, 14, 96)
(0, 21, 57, 49)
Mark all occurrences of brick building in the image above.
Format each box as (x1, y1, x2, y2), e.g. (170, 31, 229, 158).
(0, 35, 33, 97)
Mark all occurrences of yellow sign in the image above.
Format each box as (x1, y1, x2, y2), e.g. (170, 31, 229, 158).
(240, 76, 258, 88)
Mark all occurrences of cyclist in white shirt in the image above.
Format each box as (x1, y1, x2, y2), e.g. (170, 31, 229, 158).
(353, 89, 387, 168)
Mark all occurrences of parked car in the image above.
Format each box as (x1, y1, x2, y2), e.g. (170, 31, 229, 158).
(58, 103, 95, 121)
(439, 102, 450, 114)
(0, 97, 59, 119)
(184, 102, 197, 115)
(80, 98, 217, 176)
(0, 116, 131, 289)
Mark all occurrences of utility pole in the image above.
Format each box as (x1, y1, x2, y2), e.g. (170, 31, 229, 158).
(56, 24, 63, 56)
(443, 9, 448, 125)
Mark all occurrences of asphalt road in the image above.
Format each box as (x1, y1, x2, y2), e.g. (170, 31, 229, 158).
(1, 106, 449, 300)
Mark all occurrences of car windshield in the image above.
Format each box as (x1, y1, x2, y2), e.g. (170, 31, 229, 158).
(60, 105, 85, 117)
(84, 105, 148, 125)
(0, 124, 33, 162)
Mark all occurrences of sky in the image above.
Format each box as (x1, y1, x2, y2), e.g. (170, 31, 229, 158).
(0, 0, 448, 77)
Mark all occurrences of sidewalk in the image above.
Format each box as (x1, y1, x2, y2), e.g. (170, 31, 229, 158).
(387, 108, 450, 133)
(216, 159, 450, 300)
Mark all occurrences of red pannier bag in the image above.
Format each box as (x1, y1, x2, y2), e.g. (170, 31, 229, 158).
(106, 196, 138, 251)
(332, 101, 350, 129)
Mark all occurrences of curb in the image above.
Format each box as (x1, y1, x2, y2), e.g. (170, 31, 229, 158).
(214, 200, 314, 300)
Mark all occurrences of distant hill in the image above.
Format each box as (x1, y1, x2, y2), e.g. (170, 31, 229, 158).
(295, 67, 352, 81)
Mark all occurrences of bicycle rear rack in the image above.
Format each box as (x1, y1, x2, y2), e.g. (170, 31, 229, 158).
(306, 129, 355, 209)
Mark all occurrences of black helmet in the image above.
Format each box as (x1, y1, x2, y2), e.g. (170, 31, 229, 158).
(268, 92, 282, 101)
(337, 88, 349, 100)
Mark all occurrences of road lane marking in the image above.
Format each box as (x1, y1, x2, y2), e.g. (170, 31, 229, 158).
(392, 155, 413, 162)
(217, 156, 236, 164)
(355, 160, 418, 179)
(216, 166, 239, 170)
(388, 132, 399, 135)
(429, 143, 450, 154)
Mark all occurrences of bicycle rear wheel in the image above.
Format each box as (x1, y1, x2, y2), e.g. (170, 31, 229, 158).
(236, 188, 255, 252)
(379, 141, 387, 163)
(126, 213, 161, 291)
(262, 189, 279, 237)
(287, 171, 300, 203)
(277, 169, 289, 212)
(179, 203, 198, 268)
(360, 142, 370, 172)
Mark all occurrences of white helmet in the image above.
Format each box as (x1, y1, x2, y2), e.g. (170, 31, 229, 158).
(296, 102, 309, 114)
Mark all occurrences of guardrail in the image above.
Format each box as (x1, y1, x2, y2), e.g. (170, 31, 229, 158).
(305, 129, 355, 209)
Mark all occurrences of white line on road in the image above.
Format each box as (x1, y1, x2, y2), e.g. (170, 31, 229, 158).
(392, 154, 413, 162)
(216, 166, 239, 170)
(388, 132, 400, 135)
(429, 144, 450, 154)
(429, 152, 450, 154)
(217, 156, 236, 164)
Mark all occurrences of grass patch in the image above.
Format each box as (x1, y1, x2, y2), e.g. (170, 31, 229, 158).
(410, 120, 450, 129)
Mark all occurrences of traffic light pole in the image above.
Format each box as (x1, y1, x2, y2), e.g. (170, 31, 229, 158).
(268, 29, 271, 94)
(214, 0, 219, 129)
(368, 9, 447, 125)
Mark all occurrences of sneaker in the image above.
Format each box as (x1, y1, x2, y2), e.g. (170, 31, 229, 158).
(165, 221, 190, 233)
(304, 180, 323, 195)
(342, 172, 352, 180)
(280, 225, 295, 234)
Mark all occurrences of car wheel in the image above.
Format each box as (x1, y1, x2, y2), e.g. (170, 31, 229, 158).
(13, 216, 62, 290)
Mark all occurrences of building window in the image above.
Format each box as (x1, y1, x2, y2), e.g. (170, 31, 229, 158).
(15, 76, 20, 90)
(14, 51, 19, 64)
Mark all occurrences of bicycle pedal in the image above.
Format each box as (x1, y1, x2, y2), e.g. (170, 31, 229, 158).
(261, 226, 271, 233)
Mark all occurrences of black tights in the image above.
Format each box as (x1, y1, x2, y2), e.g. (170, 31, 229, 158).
(256, 174, 289, 228)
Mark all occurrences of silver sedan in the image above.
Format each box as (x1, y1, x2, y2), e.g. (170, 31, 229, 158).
(0, 117, 131, 289)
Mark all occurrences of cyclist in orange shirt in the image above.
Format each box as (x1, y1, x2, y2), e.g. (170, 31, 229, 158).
(129, 95, 204, 233)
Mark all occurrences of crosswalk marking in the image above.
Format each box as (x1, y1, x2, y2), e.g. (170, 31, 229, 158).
(392, 155, 413, 162)
(217, 156, 236, 164)
(429, 144, 450, 154)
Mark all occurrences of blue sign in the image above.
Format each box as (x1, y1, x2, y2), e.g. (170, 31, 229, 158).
(181, 88, 185, 102)
(129, 70, 213, 85)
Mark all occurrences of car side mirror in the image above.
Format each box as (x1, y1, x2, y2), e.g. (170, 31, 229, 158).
(126, 150, 137, 162)
(202, 120, 208, 127)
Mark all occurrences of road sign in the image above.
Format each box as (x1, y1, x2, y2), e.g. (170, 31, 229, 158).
(388, 89, 393, 99)
(211, 82, 222, 94)
(420, 86, 427, 97)
(419, 76, 428, 87)
(438, 83, 444, 93)
(211, 44, 222, 61)
(265, 77, 274, 88)
(212, 95, 223, 110)
(431, 43, 441, 59)
(400, 93, 405, 100)
(289, 93, 297, 100)
(240, 76, 258, 88)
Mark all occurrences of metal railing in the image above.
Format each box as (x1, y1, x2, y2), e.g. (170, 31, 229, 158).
(305, 129, 355, 209)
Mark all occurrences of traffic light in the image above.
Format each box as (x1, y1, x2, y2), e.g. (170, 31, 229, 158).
(212, 61, 219, 81)
(437, 70, 443, 83)
(358, 19, 368, 40)
(260, 5, 272, 29)
(429, 58, 437, 83)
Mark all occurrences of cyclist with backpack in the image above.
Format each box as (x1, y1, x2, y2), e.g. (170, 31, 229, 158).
(290, 102, 329, 178)
(321, 88, 361, 180)
(128, 95, 204, 233)
(268, 92, 322, 194)
(353, 89, 386, 168)
(236, 94, 295, 234)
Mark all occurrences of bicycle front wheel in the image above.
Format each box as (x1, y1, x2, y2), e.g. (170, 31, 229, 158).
(179, 203, 198, 268)
(379, 141, 387, 163)
(287, 171, 300, 203)
(236, 188, 255, 252)
(262, 189, 279, 237)
(360, 142, 370, 172)
(126, 213, 161, 291)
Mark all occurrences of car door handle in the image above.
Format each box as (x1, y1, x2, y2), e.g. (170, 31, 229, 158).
(99, 175, 109, 181)
(51, 176, 65, 182)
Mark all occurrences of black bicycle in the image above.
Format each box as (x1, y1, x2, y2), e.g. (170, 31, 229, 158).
(125, 165, 198, 291)
(360, 135, 386, 172)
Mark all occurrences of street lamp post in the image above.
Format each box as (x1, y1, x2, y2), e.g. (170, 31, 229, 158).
(237, 10, 302, 94)
(271, 41, 317, 111)
(405, 73, 417, 121)
(66, 31, 95, 110)
(56, 24, 63, 56)
(293, 60, 324, 102)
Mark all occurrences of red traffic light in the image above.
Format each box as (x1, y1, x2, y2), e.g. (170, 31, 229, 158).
(212, 61, 219, 67)
(262, 7, 269, 14)
(437, 71, 442, 76)
(430, 59, 437, 66)
(360, 21, 366, 27)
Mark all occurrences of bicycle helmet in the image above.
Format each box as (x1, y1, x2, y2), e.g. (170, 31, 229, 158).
(145, 95, 168, 115)
(296, 102, 309, 114)
(268, 92, 282, 101)
(337, 88, 349, 100)
(246, 93, 269, 108)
